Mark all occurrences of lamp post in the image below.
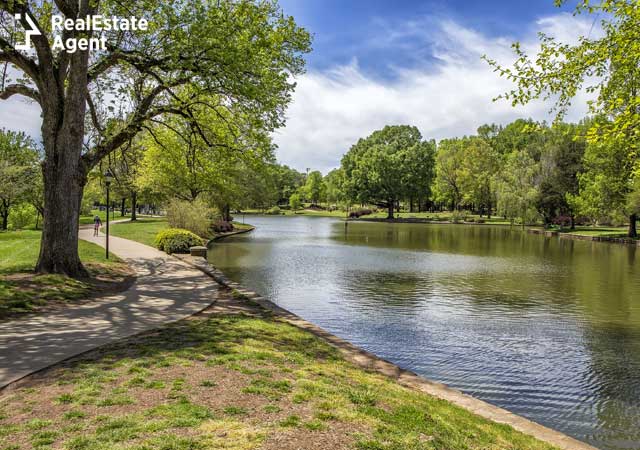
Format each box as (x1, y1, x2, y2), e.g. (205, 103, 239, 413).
(104, 169, 114, 259)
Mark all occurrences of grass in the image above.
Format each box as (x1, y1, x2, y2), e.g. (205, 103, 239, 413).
(0, 230, 131, 318)
(561, 226, 630, 237)
(109, 217, 169, 247)
(244, 207, 515, 225)
(0, 310, 557, 450)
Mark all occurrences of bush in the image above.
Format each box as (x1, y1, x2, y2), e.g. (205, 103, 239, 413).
(450, 210, 467, 223)
(552, 215, 572, 228)
(166, 198, 216, 237)
(266, 206, 281, 215)
(211, 220, 233, 233)
(9, 203, 36, 230)
(154, 228, 203, 254)
(348, 208, 373, 218)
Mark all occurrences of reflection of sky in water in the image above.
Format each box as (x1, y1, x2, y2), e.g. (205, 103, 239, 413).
(208, 216, 640, 450)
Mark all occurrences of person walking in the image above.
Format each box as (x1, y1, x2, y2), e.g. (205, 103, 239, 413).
(93, 215, 102, 237)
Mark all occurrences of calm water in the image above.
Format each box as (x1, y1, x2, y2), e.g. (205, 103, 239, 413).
(208, 215, 640, 449)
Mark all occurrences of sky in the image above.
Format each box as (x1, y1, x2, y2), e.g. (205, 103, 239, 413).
(0, 1, 600, 174)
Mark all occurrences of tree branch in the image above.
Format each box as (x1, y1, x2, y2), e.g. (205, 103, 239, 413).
(0, 83, 40, 103)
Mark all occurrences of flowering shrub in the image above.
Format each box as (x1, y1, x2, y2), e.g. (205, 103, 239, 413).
(348, 208, 372, 218)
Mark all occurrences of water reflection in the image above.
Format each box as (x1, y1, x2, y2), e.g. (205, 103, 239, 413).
(208, 216, 640, 449)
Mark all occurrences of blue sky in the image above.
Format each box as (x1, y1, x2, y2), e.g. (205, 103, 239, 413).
(280, 0, 575, 78)
(270, 0, 595, 173)
(0, 1, 594, 174)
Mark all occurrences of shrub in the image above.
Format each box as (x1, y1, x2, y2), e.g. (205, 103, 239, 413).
(348, 208, 372, 218)
(552, 215, 572, 228)
(166, 198, 217, 237)
(289, 194, 302, 211)
(266, 206, 281, 215)
(154, 228, 203, 254)
(211, 220, 233, 233)
(450, 210, 467, 223)
(8, 203, 36, 230)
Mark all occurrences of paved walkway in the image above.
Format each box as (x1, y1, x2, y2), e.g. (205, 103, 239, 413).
(0, 225, 221, 389)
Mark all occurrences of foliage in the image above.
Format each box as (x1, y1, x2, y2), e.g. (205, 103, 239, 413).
(348, 208, 373, 218)
(495, 150, 540, 226)
(0, 129, 40, 230)
(485, 0, 640, 236)
(289, 193, 302, 211)
(154, 229, 203, 254)
(8, 203, 37, 230)
(302, 170, 325, 205)
(166, 198, 217, 238)
(0, 0, 311, 275)
(272, 164, 306, 205)
(212, 221, 234, 233)
(266, 206, 282, 215)
(341, 125, 436, 219)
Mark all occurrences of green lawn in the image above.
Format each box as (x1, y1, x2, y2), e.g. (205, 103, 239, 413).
(0, 310, 556, 450)
(0, 230, 130, 318)
(562, 226, 630, 237)
(110, 217, 169, 247)
(245, 207, 514, 224)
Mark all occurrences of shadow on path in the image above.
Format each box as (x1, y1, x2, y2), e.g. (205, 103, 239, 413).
(0, 224, 220, 388)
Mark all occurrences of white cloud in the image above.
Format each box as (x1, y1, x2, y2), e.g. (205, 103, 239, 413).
(274, 13, 597, 174)
(0, 94, 41, 141)
(0, 13, 598, 173)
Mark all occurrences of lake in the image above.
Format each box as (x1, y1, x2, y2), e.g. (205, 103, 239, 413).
(207, 215, 640, 450)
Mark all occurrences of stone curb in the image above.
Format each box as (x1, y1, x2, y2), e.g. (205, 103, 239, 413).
(174, 253, 598, 450)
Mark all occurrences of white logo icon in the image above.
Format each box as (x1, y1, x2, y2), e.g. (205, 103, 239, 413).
(14, 14, 41, 51)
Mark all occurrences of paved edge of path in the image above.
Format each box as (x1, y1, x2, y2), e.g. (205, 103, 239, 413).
(174, 253, 599, 450)
(0, 225, 220, 390)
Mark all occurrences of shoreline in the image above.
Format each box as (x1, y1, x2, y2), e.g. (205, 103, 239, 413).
(209, 224, 256, 243)
(174, 252, 597, 450)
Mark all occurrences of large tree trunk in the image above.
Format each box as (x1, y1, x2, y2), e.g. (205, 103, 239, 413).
(629, 214, 638, 238)
(35, 38, 91, 277)
(36, 156, 87, 277)
(120, 198, 126, 217)
(131, 191, 137, 221)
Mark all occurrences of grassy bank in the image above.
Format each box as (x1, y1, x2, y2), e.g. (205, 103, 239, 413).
(245, 209, 514, 225)
(0, 300, 556, 450)
(110, 218, 254, 247)
(0, 231, 132, 319)
(110, 218, 170, 247)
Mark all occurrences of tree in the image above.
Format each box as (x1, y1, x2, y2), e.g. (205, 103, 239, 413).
(568, 131, 631, 226)
(535, 123, 586, 227)
(0, 129, 39, 230)
(289, 193, 302, 211)
(485, 0, 640, 236)
(434, 138, 465, 210)
(495, 149, 540, 227)
(0, 0, 310, 275)
(459, 137, 499, 217)
(403, 138, 436, 212)
(272, 164, 305, 206)
(323, 168, 347, 207)
(341, 125, 433, 219)
(304, 170, 325, 206)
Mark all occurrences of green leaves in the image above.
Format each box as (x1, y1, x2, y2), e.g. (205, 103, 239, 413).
(341, 125, 435, 214)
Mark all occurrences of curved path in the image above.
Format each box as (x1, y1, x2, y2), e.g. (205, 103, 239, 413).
(0, 225, 221, 389)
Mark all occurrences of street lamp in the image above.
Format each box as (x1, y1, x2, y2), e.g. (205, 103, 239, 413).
(104, 168, 114, 259)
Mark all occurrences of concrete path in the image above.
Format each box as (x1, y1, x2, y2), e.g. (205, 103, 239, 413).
(0, 225, 221, 389)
